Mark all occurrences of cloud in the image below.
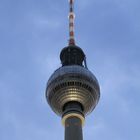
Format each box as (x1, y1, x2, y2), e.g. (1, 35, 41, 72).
(30, 15, 62, 30)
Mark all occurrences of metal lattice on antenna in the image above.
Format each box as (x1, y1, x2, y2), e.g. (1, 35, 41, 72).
(69, 0, 75, 45)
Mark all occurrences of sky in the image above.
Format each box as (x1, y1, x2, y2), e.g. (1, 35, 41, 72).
(0, 0, 140, 140)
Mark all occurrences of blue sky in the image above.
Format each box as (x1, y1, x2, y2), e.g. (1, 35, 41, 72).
(0, 0, 140, 140)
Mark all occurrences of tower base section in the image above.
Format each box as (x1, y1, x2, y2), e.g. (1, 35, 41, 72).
(65, 116, 83, 140)
(62, 102, 84, 140)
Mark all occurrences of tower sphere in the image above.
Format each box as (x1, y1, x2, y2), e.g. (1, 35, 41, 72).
(46, 46, 100, 116)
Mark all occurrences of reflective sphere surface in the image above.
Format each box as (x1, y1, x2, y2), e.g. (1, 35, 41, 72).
(46, 65, 100, 116)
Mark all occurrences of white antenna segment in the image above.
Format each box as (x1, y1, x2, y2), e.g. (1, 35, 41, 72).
(68, 0, 76, 45)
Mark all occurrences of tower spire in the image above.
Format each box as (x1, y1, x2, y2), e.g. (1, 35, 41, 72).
(68, 0, 76, 46)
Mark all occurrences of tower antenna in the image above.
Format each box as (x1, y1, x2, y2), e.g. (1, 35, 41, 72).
(68, 0, 76, 46)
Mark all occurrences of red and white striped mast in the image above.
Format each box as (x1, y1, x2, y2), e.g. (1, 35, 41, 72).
(68, 0, 76, 46)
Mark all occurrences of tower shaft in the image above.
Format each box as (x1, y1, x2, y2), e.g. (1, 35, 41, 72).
(62, 101, 84, 140)
(65, 117, 83, 140)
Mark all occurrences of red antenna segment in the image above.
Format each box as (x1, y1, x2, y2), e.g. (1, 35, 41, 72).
(68, 0, 76, 46)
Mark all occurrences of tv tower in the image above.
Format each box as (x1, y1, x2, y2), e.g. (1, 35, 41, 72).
(46, 0, 100, 140)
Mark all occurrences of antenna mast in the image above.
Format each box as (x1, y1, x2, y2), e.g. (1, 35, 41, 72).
(68, 0, 76, 46)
